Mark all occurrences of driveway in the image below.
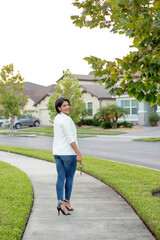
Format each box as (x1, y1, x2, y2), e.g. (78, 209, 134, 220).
(0, 126, 159, 170)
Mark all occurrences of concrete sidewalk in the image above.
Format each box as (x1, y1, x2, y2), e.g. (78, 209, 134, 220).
(0, 151, 155, 240)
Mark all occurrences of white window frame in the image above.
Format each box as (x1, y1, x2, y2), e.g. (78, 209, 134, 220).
(123, 99, 138, 115)
(87, 102, 93, 116)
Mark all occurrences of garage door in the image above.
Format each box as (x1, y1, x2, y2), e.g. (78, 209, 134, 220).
(39, 109, 51, 126)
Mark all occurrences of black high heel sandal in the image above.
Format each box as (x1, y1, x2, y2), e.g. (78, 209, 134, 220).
(57, 202, 71, 216)
(64, 200, 74, 211)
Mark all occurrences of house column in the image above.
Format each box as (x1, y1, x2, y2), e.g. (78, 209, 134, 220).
(138, 101, 148, 125)
(156, 106, 160, 116)
(156, 106, 160, 126)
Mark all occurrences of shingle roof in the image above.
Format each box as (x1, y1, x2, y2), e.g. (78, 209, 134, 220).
(19, 80, 115, 107)
(57, 74, 100, 82)
(80, 84, 115, 100)
(24, 82, 44, 91)
(33, 84, 56, 106)
(19, 82, 56, 106)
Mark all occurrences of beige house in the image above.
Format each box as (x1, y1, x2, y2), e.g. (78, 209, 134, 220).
(80, 84, 115, 117)
(22, 83, 56, 125)
(22, 74, 115, 125)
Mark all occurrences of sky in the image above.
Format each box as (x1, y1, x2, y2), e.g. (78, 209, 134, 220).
(0, 0, 133, 87)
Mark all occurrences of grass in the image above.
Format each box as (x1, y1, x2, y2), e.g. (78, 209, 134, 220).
(0, 131, 95, 138)
(20, 126, 125, 135)
(134, 137, 160, 142)
(0, 126, 125, 137)
(0, 160, 33, 240)
(0, 145, 160, 239)
(19, 126, 53, 133)
(77, 126, 125, 135)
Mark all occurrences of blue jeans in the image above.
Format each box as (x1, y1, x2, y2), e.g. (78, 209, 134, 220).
(54, 155, 77, 202)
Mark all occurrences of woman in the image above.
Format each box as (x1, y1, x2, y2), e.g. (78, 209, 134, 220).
(53, 97, 82, 216)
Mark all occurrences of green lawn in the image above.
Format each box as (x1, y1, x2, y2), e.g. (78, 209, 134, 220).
(0, 160, 33, 240)
(21, 126, 125, 135)
(0, 126, 125, 137)
(19, 126, 53, 133)
(134, 137, 160, 142)
(77, 126, 125, 135)
(0, 145, 160, 239)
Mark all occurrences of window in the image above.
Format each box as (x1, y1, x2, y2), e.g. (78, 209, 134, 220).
(122, 100, 138, 115)
(131, 100, 137, 114)
(124, 100, 130, 114)
(88, 102, 93, 115)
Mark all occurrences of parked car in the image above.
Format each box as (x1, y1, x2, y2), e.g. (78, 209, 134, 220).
(4, 115, 40, 129)
(0, 117, 8, 127)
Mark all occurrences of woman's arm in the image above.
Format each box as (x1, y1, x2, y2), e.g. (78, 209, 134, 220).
(70, 142, 82, 164)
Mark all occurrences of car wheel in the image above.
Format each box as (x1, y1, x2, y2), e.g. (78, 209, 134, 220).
(15, 123, 21, 129)
(34, 121, 39, 127)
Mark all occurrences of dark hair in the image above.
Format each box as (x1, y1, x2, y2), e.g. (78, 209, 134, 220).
(55, 97, 70, 113)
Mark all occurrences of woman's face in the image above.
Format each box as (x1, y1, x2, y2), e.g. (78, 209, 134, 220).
(58, 101, 70, 115)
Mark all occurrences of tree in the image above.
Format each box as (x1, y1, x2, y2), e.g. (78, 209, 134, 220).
(0, 64, 28, 132)
(71, 0, 160, 105)
(94, 104, 128, 128)
(93, 106, 110, 123)
(105, 104, 128, 128)
(47, 69, 85, 124)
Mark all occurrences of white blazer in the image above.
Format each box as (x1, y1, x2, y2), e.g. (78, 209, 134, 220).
(53, 112, 78, 155)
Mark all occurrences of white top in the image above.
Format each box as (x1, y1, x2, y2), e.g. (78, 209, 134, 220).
(53, 112, 78, 155)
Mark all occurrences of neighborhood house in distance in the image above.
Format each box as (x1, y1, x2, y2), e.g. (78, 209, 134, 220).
(21, 74, 159, 126)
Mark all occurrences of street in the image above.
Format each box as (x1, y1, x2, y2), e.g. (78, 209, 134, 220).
(0, 127, 159, 170)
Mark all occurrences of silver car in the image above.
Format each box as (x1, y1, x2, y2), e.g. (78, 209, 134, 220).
(9, 115, 40, 129)
(0, 117, 8, 127)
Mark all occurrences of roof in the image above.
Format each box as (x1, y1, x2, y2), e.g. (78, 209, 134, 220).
(19, 82, 56, 106)
(80, 84, 115, 100)
(33, 84, 56, 106)
(57, 72, 140, 84)
(57, 74, 100, 82)
(24, 82, 44, 91)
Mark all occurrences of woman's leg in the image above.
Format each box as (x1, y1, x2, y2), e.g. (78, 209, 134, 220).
(54, 155, 66, 203)
(60, 155, 77, 202)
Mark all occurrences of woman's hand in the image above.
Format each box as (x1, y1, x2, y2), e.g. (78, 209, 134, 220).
(76, 153, 82, 165)
(70, 142, 82, 164)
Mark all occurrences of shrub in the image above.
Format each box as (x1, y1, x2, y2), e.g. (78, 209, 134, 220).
(82, 119, 94, 125)
(117, 121, 134, 128)
(101, 121, 112, 129)
(82, 118, 101, 126)
(148, 111, 160, 126)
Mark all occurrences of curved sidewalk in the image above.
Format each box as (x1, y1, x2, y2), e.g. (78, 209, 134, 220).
(0, 151, 155, 240)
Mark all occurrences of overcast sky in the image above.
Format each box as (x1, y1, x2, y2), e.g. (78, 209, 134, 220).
(0, 0, 133, 86)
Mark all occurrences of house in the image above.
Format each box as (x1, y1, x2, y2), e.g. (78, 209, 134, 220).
(58, 74, 100, 85)
(80, 84, 115, 116)
(22, 82, 56, 125)
(116, 94, 158, 125)
(57, 74, 116, 117)
(22, 74, 159, 126)
(115, 73, 159, 125)
(22, 74, 115, 125)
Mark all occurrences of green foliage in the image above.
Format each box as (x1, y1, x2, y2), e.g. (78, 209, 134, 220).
(94, 104, 128, 128)
(0, 64, 28, 127)
(47, 69, 85, 124)
(106, 104, 128, 128)
(93, 106, 110, 123)
(81, 118, 100, 126)
(71, 0, 160, 105)
(0, 161, 33, 240)
(101, 121, 112, 129)
(77, 106, 92, 126)
(134, 137, 160, 141)
(0, 146, 160, 238)
(148, 110, 160, 126)
(117, 121, 134, 128)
